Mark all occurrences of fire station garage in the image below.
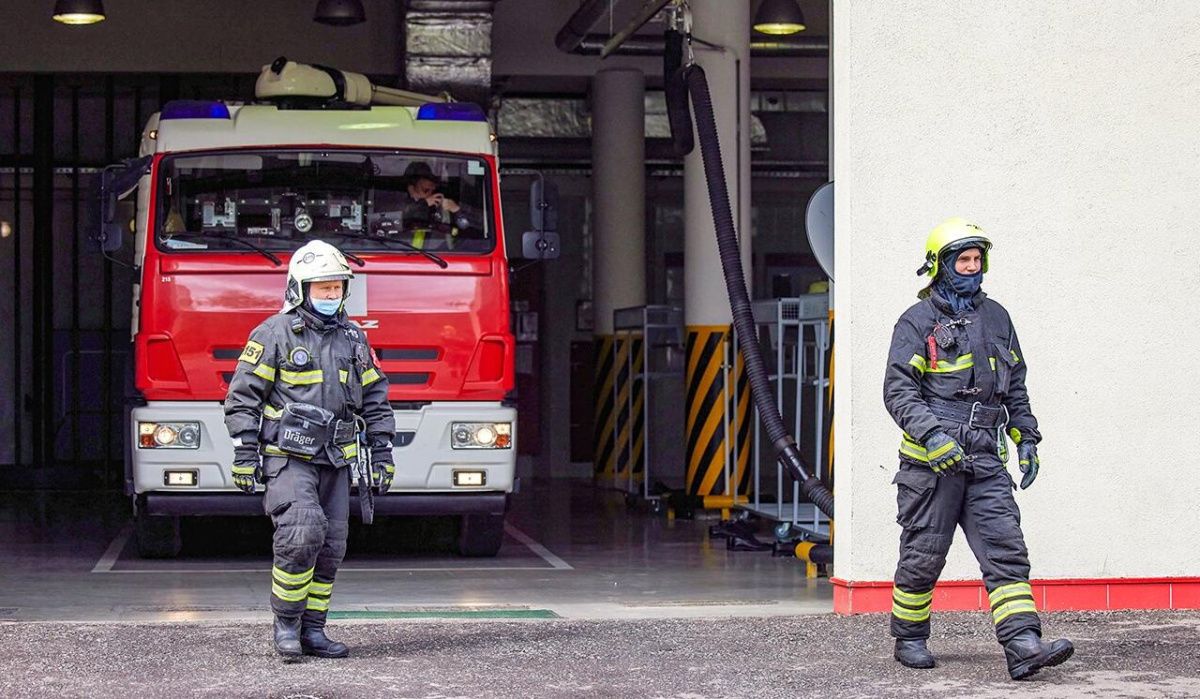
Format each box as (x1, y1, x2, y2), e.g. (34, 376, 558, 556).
(1, 1, 1199, 696)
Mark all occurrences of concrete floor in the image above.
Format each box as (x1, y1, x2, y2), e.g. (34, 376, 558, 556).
(1, 479, 831, 622)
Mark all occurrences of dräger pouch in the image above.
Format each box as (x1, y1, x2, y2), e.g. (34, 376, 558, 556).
(279, 402, 335, 457)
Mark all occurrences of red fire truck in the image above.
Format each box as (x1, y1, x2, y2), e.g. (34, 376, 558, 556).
(97, 60, 551, 557)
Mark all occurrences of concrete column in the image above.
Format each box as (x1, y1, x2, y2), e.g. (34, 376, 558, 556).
(683, 0, 751, 499)
(591, 67, 646, 480)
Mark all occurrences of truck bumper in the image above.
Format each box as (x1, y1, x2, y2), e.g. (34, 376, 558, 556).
(141, 491, 509, 518)
(131, 400, 516, 512)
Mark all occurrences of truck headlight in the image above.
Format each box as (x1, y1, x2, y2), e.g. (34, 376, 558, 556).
(138, 421, 202, 449)
(450, 422, 512, 449)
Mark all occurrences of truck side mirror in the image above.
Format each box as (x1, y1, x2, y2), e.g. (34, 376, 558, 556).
(523, 175, 561, 260)
(91, 156, 152, 253)
(522, 230, 560, 260)
(530, 176, 558, 233)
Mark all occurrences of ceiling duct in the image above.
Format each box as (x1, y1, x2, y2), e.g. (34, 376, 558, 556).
(494, 94, 770, 147)
(405, 0, 496, 106)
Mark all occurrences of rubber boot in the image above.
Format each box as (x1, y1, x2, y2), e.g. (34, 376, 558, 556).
(893, 638, 936, 669)
(273, 616, 303, 657)
(301, 626, 350, 659)
(1004, 629, 1074, 680)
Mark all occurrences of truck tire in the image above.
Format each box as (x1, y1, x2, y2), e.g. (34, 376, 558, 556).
(135, 511, 182, 558)
(456, 513, 504, 557)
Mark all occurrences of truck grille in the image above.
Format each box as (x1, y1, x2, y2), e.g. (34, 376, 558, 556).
(378, 348, 440, 360)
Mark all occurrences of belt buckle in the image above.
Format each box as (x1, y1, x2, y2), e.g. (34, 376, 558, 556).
(968, 401, 984, 429)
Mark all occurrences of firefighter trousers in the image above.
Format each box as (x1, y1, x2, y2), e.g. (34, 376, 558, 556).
(263, 456, 349, 629)
(890, 461, 1041, 644)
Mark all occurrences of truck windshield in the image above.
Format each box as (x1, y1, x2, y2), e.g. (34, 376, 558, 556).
(155, 150, 495, 254)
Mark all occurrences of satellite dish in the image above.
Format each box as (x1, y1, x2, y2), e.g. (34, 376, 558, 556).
(806, 181, 834, 281)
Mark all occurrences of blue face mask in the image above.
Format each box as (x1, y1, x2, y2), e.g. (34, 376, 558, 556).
(309, 296, 342, 317)
(936, 248, 983, 313)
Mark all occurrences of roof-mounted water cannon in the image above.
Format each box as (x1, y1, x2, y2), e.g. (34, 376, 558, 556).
(255, 56, 453, 108)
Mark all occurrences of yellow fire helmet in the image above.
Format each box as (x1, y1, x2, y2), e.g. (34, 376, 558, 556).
(916, 217, 992, 279)
(282, 240, 354, 312)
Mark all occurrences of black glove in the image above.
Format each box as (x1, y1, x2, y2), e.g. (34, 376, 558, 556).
(923, 430, 966, 476)
(231, 441, 260, 494)
(1017, 441, 1040, 489)
(371, 440, 395, 495)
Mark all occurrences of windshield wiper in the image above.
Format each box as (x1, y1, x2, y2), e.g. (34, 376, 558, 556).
(326, 230, 448, 269)
(167, 232, 282, 266)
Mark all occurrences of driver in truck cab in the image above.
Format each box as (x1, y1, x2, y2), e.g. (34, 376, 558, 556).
(223, 239, 395, 659)
(385, 160, 482, 249)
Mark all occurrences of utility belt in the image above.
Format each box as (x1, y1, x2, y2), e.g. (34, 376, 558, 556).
(927, 397, 1009, 430)
(277, 402, 358, 458)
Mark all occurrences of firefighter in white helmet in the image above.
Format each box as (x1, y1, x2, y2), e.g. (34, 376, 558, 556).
(224, 239, 395, 658)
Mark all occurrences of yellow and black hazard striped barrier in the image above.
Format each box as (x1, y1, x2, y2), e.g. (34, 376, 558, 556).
(613, 334, 645, 483)
(593, 334, 616, 478)
(685, 325, 727, 498)
(685, 325, 751, 509)
(732, 348, 752, 496)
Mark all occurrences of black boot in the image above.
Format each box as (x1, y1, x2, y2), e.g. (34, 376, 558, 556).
(894, 638, 936, 669)
(1004, 630, 1074, 680)
(301, 626, 350, 659)
(273, 616, 303, 657)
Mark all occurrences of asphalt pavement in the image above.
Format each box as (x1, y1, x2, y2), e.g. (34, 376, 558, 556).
(2, 610, 1198, 698)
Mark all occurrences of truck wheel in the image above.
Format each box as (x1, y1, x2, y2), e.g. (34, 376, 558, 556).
(456, 513, 504, 557)
(135, 511, 182, 558)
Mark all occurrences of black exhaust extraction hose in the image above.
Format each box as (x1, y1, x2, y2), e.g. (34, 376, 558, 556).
(663, 29, 694, 156)
(681, 64, 835, 519)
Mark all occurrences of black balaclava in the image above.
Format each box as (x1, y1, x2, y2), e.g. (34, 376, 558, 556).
(934, 247, 983, 314)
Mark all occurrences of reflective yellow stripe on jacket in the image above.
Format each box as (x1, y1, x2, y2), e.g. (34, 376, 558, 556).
(264, 444, 312, 460)
(278, 369, 324, 385)
(909, 353, 976, 375)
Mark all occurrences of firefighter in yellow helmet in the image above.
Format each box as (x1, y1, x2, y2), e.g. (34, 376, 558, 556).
(224, 240, 395, 658)
(883, 218, 1073, 680)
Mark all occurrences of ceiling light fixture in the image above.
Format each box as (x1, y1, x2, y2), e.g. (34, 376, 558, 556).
(314, 0, 366, 26)
(753, 0, 806, 36)
(53, 0, 106, 25)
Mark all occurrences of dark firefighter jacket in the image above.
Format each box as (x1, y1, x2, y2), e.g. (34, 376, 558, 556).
(883, 288, 1040, 470)
(224, 306, 395, 467)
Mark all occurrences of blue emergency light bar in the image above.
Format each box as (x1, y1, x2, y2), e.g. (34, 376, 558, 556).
(160, 100, 231, 120)
(416, 102, 487, 122)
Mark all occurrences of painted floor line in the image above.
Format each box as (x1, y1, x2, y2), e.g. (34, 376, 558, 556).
(503, 523, 573, 570)
(94, 565, 565, 574)
(91, 523, 134, 574)
(92, 522, 570, 574)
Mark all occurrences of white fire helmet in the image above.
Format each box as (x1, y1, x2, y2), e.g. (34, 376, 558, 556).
(281, 240, 354, 313)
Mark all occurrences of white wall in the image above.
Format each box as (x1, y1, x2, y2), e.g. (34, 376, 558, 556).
(833, 2, 1200, 582)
